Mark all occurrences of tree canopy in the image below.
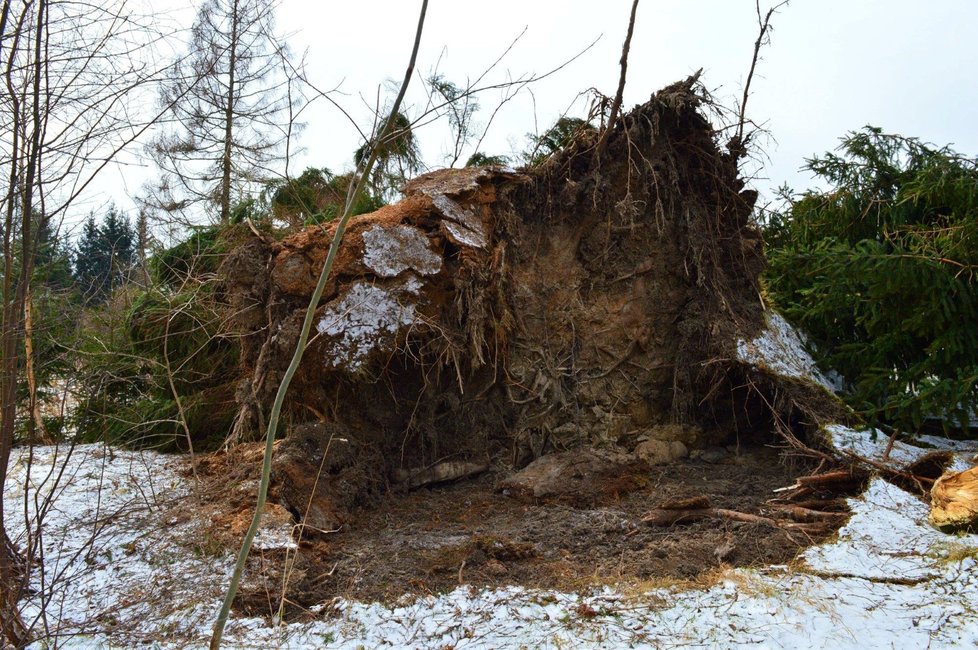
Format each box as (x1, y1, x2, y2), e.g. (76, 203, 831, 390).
(147, 0, 298, 224)
(764, 127, 978, 434)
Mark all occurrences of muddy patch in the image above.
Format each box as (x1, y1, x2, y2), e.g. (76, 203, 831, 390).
(227, 446, 838, 620)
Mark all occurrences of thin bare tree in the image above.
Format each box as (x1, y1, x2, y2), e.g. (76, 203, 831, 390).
(146, 0, 303, 226)
(729, 0, 790, 161)
(0, 1, 177, 644)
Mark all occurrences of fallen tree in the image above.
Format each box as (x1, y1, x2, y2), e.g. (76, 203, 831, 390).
(214, 75, 842, 525)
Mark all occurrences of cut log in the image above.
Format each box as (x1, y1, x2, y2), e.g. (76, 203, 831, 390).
(929, 465, 978, 532)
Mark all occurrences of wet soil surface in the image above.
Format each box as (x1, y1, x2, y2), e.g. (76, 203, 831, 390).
(234, 446, 838, 618)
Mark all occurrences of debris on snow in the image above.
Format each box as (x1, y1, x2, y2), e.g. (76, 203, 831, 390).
(825, 423, 978, 473)
(804, 476, 978, 581)
(6, 443, 978, 649)
(3, 445, 232, 646)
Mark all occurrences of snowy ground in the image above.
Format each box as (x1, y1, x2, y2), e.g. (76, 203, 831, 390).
(3, 435, 977, 649)
(736, 311, 844, 393)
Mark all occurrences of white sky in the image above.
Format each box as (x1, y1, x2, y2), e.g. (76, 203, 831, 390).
(92, 0, 978, 230)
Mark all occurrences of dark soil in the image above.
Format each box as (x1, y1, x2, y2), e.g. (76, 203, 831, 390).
(232, 445, 838, 619)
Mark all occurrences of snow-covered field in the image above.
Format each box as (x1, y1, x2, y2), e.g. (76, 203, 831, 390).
(3, 433, 977, 649)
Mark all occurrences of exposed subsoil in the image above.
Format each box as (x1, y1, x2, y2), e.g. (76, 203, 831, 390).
(189, 80, 854, 622)
(189, 444, 843, 621)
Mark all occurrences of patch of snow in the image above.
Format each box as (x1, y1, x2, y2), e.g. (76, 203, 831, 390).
(826, 423, 978, 473)
(804, 477, 978, 581)
(252, 526, 297, 551)
(4, 445, 234, 647)
(401, 274, 423, 295)
(737, 311, 843, 392)
(362, 224, 441, 277)
(316, 281, 416, 371)
(6, 442, 978, 648)
(431, 194, 488, 248)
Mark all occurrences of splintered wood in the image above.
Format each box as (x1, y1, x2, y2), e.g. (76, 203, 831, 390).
(930, 465, 978, 531)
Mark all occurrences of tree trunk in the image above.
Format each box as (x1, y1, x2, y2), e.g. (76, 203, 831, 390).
(24, 290, 51, 443)
(219, 0, 240, 224)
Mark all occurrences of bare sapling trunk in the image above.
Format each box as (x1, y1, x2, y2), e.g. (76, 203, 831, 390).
(207, 2, 430, 647)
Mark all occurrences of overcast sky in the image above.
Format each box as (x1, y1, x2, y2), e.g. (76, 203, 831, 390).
(98, 0, 978, 228)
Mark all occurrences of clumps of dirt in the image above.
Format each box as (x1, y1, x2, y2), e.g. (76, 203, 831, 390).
(270, 421, 384, 533)
(496, 448, 651, 505)
(166, 444, 275, 554)
(231, 444, 839, 620)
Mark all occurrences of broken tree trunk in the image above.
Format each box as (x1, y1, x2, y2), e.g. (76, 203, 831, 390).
(930, 465, 978, 531)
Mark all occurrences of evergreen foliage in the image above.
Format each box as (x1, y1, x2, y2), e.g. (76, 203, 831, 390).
(268, 167, 383, 226)
(354, 111, 422, 202)
(524, 116, 595, 165)
(428, 74, 479, 167)
(151, 225, 226, 286)
(465, 152, 510, 167)
(765, 127, 978, 434)
(75, 237, 239, 451)
(32, 216, 74, 292)
(73, 206, 137, 304)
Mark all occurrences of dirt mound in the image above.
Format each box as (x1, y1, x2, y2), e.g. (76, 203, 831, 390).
(217, 76, 837, 540)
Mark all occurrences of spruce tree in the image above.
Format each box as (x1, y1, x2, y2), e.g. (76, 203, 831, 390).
(765, 127, 978, 434)
(74, 207, 137, 304)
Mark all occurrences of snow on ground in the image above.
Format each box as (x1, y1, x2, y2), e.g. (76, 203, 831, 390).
(3, 436, 978, 649)
(737, 311, 844, 393)
(826, 423, 978, 473)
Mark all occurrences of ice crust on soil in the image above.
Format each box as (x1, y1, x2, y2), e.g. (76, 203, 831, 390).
(431, 194, 488, 248)
(316, 281, 417, 371)
(362, 224, 442, 278)
(737, 311, 843, 392)
(4, 435, 978, 649)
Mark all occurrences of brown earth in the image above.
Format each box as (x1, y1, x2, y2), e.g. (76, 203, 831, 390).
(181, 442, 844, 621)
(177, 77, 854, 622)
(219, 76, 779, 468)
